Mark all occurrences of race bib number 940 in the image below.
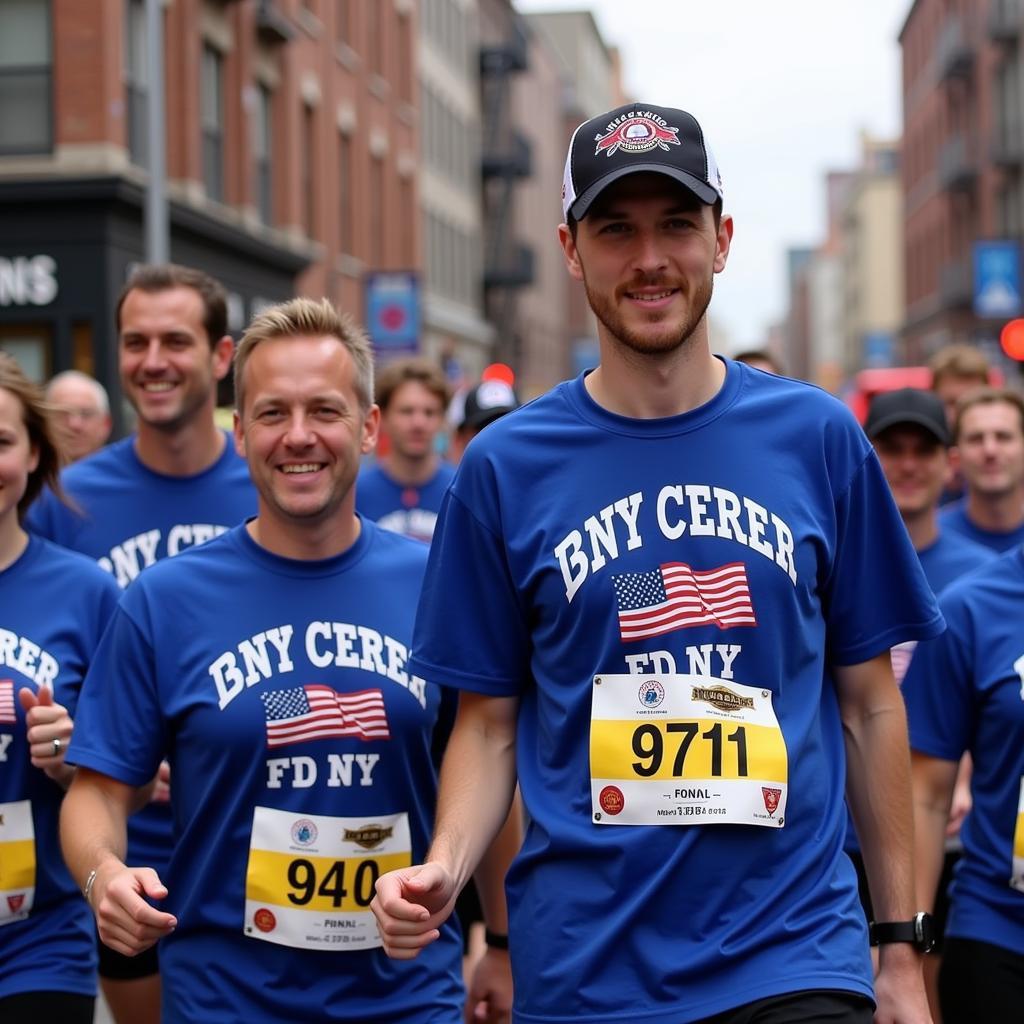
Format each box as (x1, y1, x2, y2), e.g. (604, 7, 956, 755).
(244, 807, 411, 950)
(590, 675, 788, 827)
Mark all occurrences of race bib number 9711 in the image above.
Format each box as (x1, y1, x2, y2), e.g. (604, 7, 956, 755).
(244, 807, 411, 950)
(590, 675, 788, 827)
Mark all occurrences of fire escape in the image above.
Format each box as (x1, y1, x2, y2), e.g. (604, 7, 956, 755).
(480, 15, 534, 369)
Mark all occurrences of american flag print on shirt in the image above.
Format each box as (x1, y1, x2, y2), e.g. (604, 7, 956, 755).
(611, 562, 758, 642)
(0, 680, 15, 723)
(259, 684, 390, 748)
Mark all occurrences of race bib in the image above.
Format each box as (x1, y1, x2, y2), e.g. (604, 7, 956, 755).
(1012, 778, 1024, 894)
(0, 800, 35, 925)
(590, 674, 788, 827)
(244, 806, 411, 950)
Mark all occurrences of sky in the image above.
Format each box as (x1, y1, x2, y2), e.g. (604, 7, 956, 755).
(514, 0, 910, 351)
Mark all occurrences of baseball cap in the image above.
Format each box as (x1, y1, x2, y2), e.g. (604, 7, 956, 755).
(865, 388, 951, 446)
(459, 379, 520, 432)
(561, 103, 724, 222)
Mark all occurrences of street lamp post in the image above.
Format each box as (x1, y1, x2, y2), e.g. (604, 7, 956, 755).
(144, 0, 169, 264)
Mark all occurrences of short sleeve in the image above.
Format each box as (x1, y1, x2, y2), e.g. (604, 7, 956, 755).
(408, 488, 530, 695)
(61, 568, 122, 718)
(902, 593, 975, 762)
(824, 449, 944, 664)
(65, 601, 167, 786)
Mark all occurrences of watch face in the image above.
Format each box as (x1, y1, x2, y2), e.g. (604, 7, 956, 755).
(915, 912, 936, 953)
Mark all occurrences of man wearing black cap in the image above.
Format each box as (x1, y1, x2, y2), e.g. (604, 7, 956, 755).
(866, 388, 994, 597)
(859, 388, 994, 1015)
(373, 103, 942, 1024)
(449, 378, 520, 465)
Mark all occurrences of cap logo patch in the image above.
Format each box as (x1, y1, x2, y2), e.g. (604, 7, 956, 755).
(594, 112, 680, 157)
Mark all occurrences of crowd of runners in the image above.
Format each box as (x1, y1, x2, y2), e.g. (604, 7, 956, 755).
(2, 100, 1023, 1024)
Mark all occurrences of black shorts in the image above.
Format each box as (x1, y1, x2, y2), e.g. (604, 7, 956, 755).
(97, 933, 160, 981)
(698, 989, 873, 1023)
(0, 991, 94, 1024)
(940, 936, 1024, 1023)
(848, 848, 958, 952)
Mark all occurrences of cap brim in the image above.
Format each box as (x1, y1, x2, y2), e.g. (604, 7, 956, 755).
(569, 165, 719, 220)
(867, 413, 949, 446)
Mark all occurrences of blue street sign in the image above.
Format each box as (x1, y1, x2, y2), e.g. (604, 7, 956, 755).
(863, 331, 894, 368)
(365, 271, 420, 354)
(973, 241, 1022, 318)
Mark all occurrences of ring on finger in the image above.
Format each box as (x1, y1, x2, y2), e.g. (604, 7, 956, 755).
(52, 737, 62, 755)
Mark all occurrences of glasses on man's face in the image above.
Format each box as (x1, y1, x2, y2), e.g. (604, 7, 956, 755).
(55, 406, 103, 423)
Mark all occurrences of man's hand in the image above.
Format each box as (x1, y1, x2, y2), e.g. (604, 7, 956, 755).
(151, 760, 171, 803)
(18, 686, 74, 786)
(371, 862, 458, 959)
(92, 861, 177, 956)
(873, 947, 932, 1024)
(466, 946, 513, 1023)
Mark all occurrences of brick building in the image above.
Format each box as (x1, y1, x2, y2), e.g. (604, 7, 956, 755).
(0, 0, 417, 425)
(900, 0, 1014, 364)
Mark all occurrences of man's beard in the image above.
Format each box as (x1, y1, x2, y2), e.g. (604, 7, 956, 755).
(584, 272, 714, 356)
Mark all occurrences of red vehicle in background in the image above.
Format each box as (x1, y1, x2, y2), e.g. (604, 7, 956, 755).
(846, 365, 1004, 425)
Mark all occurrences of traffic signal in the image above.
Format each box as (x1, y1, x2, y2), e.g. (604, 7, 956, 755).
(1000, 318, 1024, 360)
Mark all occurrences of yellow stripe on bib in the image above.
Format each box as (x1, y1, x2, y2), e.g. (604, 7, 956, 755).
(591, 717, 787, 782)
(0, 839, 35, 890)
(246, 850, 410, 913)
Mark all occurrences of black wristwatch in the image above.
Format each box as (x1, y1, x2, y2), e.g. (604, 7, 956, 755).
(869, 912, 935, 953)
(484, 928, 509, 950)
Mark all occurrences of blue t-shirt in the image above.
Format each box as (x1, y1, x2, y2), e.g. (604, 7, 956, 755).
(66, 521, 463, 1023)
(0, 536, 119, 999)
(917, 530, 994, 595)
(938, 499, 1024, 553)
(903, 546, 1024, 956)
(845, 529, 993, 853)
(410, 362, 944, 1024)
(357, 461, 456, 542)
(27, 434, 257, 879)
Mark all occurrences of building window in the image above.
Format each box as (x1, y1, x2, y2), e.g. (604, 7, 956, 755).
(254, 85, 273, 223)
(369, 156, 384, 267)
(0, 0, 52, 155)
(201, 44, 224, 201)
(336, 0, 351, 46)
(397, 13, 412, 103)
(368, 0, 384, 75)
(400, 175, 414, 265)
(302, 104, 316, 238)
(338, 132, 353, 255)
(124, 0, 148, 166)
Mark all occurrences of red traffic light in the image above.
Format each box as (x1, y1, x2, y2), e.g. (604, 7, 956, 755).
(482, 362, 515, 386)
(1001, 318, 1024, 360)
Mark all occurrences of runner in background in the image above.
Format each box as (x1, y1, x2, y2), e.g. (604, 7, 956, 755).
(928, 344, 992, 507)
(906, 546, 1024, 1022)
(940, 387, 1024, 553)
(44, 371, 112, 464)
(0, 354, 119, 1023)
(357, 358, 454, 543)
(857, 386, 995, 1021)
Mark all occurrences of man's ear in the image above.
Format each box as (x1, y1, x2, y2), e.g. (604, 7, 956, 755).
(558, 223, 585, 283)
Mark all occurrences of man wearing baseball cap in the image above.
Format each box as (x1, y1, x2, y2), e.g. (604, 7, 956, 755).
(448, 378, 520, 465)
(866, 388, 993, 598)
(374, 103, 942, 1023)
(857, 389, 994, 1016)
